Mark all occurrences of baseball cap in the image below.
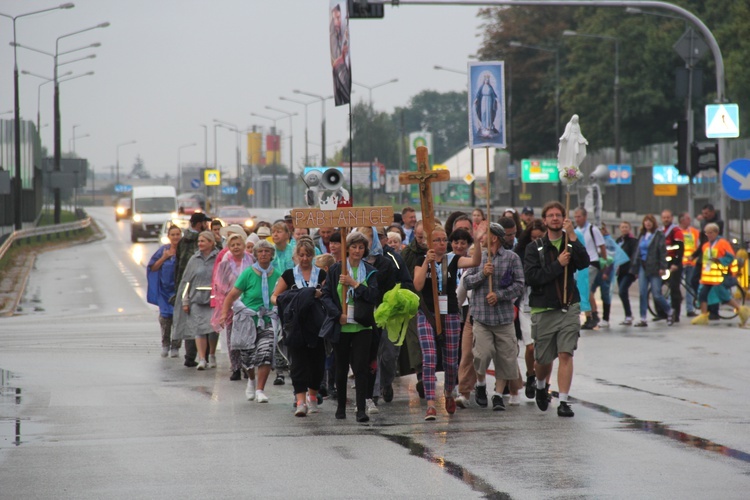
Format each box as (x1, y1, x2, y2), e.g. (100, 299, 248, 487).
(190, 212, 211, 225)
(522, 206, 534, 215)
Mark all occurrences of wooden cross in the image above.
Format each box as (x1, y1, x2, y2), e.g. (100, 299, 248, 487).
(290, 205, 394, 316)
(399, 145, 450, 333)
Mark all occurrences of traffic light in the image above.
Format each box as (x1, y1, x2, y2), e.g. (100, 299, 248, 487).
(673, 120, 688, 175)
(690, 141, 719, 172)
(349, 0, 384, 19)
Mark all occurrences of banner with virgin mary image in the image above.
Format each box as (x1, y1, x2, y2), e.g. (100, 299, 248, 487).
(468, 61, 506, 148)
(329, 0, 351, 106)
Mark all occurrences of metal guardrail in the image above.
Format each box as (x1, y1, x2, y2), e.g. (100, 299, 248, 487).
(0, 218, 91, 261)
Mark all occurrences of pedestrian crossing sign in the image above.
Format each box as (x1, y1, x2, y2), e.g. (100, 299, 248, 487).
(204, 169, 220, 186)
(705, 103, 739, 138)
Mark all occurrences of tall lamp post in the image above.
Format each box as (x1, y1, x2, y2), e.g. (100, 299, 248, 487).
(213, 119, 242, 205)
(177, 142, 197, 193)
(0, 2, 75, 230)
(70, 133, 89, 154)
(21, 70, 70, 132)
(434, 65, 477, 207)
(265, 106, 299, 206)
(352, 77, 398, 105)
(293, 90, 333, 166)
(508, 40, 562, 202)
(563, 29, 621, 216)
(116, 140, 136, 186)
(280, 95, 316, 167)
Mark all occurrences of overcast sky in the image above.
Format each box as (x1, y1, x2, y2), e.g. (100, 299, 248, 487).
(0, 0, 483, 180)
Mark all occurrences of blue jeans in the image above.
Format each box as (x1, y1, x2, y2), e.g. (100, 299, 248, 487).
(639, 267, 671, 321)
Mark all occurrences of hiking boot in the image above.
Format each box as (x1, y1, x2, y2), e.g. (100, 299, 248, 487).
(557, 401, 575, 417)
(535, 384, 550, 412)
(525, 374, 536, 399)
(474, 385, 488, 408)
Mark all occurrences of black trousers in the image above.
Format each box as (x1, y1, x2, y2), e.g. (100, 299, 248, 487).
(335, 329, 372, 412)
(289, 341, 326, 395)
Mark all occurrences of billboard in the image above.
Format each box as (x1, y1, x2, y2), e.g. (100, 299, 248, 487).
(247, 132, 262, 165)
(266, 134, 281, 166)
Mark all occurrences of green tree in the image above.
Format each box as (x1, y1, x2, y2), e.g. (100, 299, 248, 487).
(130, 155, 150, 179)
(341, 101, 399, 168)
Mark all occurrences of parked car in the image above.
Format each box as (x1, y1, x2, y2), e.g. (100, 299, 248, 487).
(159, 217, 191, 245)
(215, 205, 255, 233)
(115, 197, 132, 222)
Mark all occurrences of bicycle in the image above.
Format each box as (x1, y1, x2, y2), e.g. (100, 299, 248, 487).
(648, 261, 746, 320)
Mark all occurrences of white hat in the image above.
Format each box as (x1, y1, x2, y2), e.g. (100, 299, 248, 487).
(256, 226, 271, 237)
(247, 233, 260, 244)
(219, 224, 246, 239)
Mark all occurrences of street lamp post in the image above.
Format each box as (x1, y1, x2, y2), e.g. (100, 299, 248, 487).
(70, 133, 89, 153)
(213, 119, 242, 205)
(0, 2, 75, 230)
(280, 96, 316, 167)
(177, 142, 197, 193)
(509, 41, 562, 201)
(293, 90, 333, 167)
(352, 77, 398, 105)
(265, 106, 299, 206)
(116, 140, 136, 186)
(563, 29, 621, 216)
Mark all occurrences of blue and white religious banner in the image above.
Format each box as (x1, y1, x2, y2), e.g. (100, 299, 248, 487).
(468, 61, 506, 149)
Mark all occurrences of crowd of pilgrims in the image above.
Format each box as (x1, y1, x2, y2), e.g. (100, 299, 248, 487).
(147, 202, 749, 423)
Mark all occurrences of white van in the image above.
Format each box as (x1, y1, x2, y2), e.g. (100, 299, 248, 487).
(130, 186, 178, 242)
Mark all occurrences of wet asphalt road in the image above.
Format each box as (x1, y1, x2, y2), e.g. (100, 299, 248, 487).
(1, 207, 750, 499)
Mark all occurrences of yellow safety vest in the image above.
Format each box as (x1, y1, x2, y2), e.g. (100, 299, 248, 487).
(682, 226, 700, 267)
(700, 238, 738, 285)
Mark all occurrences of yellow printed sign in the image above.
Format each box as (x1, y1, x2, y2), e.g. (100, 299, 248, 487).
(519, 193, 532, 200)
(204, 169, 220, 186)
(653, 184, 677, 196)
(290, 206, 394, 229)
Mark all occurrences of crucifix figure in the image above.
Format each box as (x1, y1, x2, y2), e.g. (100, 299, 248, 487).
(399, 145, 450, 333)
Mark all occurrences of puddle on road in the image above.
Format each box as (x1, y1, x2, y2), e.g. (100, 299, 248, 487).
(574, 396, 750, 464)
(594, 378, 717, 409)
(383, 434, 512, 499)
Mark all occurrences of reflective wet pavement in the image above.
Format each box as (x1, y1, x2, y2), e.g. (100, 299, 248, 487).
(1, 208, 750, 498)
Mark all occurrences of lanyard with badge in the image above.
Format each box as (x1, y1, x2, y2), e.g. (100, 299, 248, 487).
(435, 256, 449, 315)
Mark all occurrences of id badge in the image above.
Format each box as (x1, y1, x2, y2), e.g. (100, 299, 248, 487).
(438, 295, 448, 315)
(347, 304, 357, 324)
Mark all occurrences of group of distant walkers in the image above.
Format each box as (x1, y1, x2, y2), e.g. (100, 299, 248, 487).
(145, 201, 748, 423)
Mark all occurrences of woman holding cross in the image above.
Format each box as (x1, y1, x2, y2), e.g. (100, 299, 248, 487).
(413, 223, 486, 421)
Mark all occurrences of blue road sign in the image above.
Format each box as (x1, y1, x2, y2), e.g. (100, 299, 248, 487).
(652, 165, 689, 185)
(190, 178, 201, 189)
(722, 158, 750, 201)
(507, 164, 517, 180)
(222, 186, 238, 195)
(705, 103, 740, 138)
(114, 184, 132, 193)
(607, 164, 632, 185)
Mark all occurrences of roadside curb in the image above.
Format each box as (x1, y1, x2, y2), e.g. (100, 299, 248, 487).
(0, 217, 106, 318)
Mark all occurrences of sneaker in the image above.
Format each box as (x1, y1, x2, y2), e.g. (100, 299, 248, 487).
(245, 379, 256, 400)
(475, 385, 488, 407)
(170, 348, 179, 358)
(416, 380, 425, 399)
(666, 313, 674, 326)
(580, 317, 594, 330)
(557, 401, 575, 417)
(491, 394, 506, 411)
(525, 375, 536, 399)
(160, 346, 169, 358)
(365, 398, 379, 415)
(356, 410, 370, 423)
(196, 359, 207, 371)
(509, 394, 520, 406)
(208, 354, 217, 368)
(535, 384, 549, 412)
(273, 374, 285, 386)
(255, 390, 269, 403)
(739, 306, 750, 327)
(230, 369, 241, 381)
(598, 320, 609, 328)
(294, 403, 308, 417)
(424, 406, 437, 421)
(382, 384, 394, 403)
(445, 395, 456, 415)
(686, 311, 699, 318)
(455, 395, 470, 409)
(633, 320, 648, 327)
(184, 359, 198, 368)
(620, 317, 633, 326)
(307, 396, 319, 413)
(691, 313, 709, 325)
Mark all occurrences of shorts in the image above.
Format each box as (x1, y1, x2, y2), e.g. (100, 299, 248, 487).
(531, 303, 580, 366)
